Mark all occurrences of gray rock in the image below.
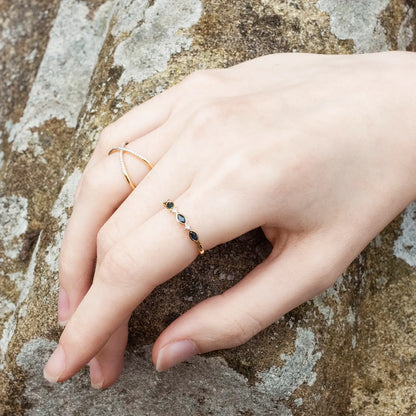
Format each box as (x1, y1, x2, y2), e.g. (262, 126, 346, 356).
(0, 0, 415, 415)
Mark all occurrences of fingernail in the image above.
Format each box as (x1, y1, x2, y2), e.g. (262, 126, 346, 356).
(156, 340, 199, 372)
(43, 344, 66, 383)
(89, 357, 104, 389)
(58, 286, 70, 326)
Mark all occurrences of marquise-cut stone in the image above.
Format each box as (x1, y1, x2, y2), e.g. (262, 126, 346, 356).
(189, 231, 198, 241)
(177, 213, 186, 223)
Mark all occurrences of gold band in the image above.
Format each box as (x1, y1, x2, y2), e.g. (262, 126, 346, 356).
(108, 142, 154, 190)
(163, 200, 205, 255)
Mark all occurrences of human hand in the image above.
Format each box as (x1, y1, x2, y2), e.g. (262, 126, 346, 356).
(44, 51, 416, 389)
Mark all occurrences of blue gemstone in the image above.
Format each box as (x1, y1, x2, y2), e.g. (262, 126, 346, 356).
(166, 201, 174, 209)
(189, 231, 198, 241)
(177, 213, 186, 223)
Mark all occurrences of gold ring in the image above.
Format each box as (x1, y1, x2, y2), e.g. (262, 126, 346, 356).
(163, 200, 205, 255)
(108, 142, 154, 190)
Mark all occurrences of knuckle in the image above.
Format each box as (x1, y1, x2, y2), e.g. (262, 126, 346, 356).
(231, 311, 263, 346)
(219, 155, 244, 185)
(188, 96, 250, 140)
(97, 123, 116, 150)
(189, 102, 228, 137)
(96, 223, 117, 257)
(303, 244, 339, 296)
(222, 151, 250, 176)
(59, 250, 75, 282)
(63, 321, 96, 353)
(183, 69, 221, 90)
(224, 316, 256, 347)
(312, 262, 338, 294)
(203, 151, 251, 190)
(81, 165, 101, 193)
(98, 244, 137, 287)
(217, 296, 264, 348)
(80, 162, 109, 195)
(81, 170, 96, 194)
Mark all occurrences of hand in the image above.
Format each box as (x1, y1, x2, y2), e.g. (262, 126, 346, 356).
(44, 51, 416, 389)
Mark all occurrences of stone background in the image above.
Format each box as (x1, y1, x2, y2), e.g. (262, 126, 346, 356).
(0, 0, 415, 415)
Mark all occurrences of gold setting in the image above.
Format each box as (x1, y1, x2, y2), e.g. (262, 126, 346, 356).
(108, 141, 154, 190)
(163, 200, 205, 255)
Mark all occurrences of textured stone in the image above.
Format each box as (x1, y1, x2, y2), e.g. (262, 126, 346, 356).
(349, 224, 416, 416)
(8, 0, 113, 154)
(113, 0, 203, 89)
(256, 328, 322, 400)
(317, 0, 391, 53)
(16, 338, 293, 416)
(0, 196, 28, 259)
(0, 0, 415, 415)
(44, 169, 82, 274)
(394, 201, 416, 266)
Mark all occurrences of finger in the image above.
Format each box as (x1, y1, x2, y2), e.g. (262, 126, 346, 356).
(152, 229, 351, 372)
(89, 318, 129, 389)
(89, 88, 179, 166)
(44, 185, 262, 383)
(73, 89, 177, 204)
(94, 142, 199, 264)
(87, 69, 224, 168)
(58, 128, 172, 325)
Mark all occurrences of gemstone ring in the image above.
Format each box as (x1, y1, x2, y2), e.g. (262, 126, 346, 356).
(163, 200, 205, 255)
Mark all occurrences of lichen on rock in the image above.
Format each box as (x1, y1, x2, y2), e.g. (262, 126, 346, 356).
(0, 195, 28, 260)
(44, 169, 82, 274)
(256, 327, 322, 400)
(0, 0, 415, 415)
(317, 0, 391, 52)
(7, 0, 114, 154)
(113, 0, 203, 88)
(394, 200, 416, 266)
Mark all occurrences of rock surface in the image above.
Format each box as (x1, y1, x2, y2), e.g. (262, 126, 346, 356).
(0, 0, 415, 415)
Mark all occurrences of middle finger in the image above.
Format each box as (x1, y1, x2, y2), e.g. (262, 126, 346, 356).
(58, 125, 175, 324)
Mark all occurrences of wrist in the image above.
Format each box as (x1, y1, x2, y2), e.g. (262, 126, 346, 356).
(352, 52, 416, 208)
(377, 52, 416, 203)
(395, 52, 416, 202)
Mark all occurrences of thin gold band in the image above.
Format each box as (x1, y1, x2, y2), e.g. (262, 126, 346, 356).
(163, 200, 205, 255)
(108, 142, 154, 190)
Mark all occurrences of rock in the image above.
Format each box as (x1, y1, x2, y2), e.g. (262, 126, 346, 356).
(0, 0, 415, 415)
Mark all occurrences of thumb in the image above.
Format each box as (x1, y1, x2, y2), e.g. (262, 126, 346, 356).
(152, 231, 348, 372)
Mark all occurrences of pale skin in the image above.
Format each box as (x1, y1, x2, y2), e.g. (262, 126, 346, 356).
(43, 51, 416, 389)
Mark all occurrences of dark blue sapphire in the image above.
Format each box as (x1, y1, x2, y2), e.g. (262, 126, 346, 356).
(189, 231, 199, 241)
(177, 213, 186, 224)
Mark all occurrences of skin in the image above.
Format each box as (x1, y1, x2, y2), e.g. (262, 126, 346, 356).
(43, 51, 416, 389)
